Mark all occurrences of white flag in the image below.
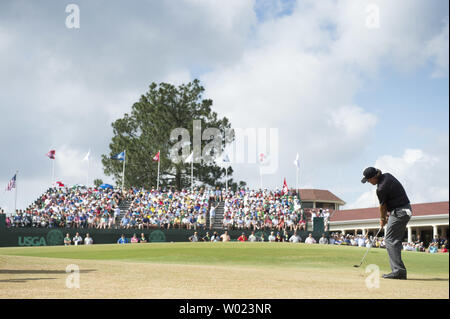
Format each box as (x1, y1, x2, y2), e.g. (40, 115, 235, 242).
(294, 153, 300, 169)
(184, 152, 194, 163)
(83, 150, 91, 162)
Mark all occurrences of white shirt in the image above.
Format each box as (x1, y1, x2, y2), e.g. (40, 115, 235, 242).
(73, 236, 82, 245)
(289, 235, 300, 243)
(248, 234, 257, 242)
(84, 237, 93, 245)
(268, 235, 276, 242)
(305, 236, 316, 244)
(358, 238, 365, 247)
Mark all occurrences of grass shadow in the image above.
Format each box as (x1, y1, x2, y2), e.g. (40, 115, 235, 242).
(0, 269, 97, 275)
(407, 278, 449, 282)
(0, 277, 58, 283)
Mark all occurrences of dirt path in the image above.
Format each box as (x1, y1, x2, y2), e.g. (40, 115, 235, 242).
(0, 255, 448, 299)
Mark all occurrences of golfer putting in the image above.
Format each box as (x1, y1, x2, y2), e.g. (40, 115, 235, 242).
(361, 167, 412, 280)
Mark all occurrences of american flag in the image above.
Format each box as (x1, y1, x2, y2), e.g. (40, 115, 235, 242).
(5, 174, 16, 192)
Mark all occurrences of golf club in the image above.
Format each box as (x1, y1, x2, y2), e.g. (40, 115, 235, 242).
(353, 227, 383, 268)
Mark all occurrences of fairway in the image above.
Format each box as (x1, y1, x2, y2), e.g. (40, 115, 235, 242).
(0, 243, 448, 299)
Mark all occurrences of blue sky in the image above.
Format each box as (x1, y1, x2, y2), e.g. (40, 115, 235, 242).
(0, 0, 448, 213)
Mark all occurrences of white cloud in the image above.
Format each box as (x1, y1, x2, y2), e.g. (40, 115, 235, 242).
(328, 105, 378, 137)
(425, 17, 449, 78)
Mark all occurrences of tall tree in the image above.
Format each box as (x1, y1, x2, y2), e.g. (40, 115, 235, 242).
(102, 79, 235, 190)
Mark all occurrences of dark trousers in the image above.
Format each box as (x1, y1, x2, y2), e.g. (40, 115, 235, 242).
(385, 207, 411, 274)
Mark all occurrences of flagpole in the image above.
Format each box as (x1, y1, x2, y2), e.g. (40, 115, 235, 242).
(87, 157, 90, 187)
(52, 159, 55, 187)
(225, 167, 228, 193)
(122, 150, 126, 193)
(191, 160, 193, 193)
(157, 150, 160, 190)
(259, 167, 262, 190)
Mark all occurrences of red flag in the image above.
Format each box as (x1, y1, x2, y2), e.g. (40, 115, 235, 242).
(153, 151, 160, 162)
(282, 178, 289, 195)
(46, 150, 56, 159)
(56, 181, 64, 187)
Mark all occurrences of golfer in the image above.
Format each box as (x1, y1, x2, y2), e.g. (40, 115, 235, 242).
(361, 167, 412, 280)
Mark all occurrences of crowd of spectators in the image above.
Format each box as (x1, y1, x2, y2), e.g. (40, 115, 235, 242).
(220, 188, 330, 232)
(5, 186, 330, 232)
(63, 232, 93, 245)
(5, 186, 122, 229)
(186, 230, 449, 253)
(402, 234, 448, 253)
(118, 187, 211, 230)
(326, 232, 448, 253)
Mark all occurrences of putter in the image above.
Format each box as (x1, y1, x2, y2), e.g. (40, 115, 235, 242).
(353, 227, 382, 268)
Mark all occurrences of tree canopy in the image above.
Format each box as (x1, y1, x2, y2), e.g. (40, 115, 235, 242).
(102, 79, 244, 191)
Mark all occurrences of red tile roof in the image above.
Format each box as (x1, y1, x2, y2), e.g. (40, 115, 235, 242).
(330, 201, 449, 222)
(298, 189, 345, 204)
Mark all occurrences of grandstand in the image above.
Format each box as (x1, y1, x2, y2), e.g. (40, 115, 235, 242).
(5, 186, 330, 231)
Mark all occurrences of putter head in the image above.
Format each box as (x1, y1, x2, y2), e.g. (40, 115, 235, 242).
(353, 264, 361, 268)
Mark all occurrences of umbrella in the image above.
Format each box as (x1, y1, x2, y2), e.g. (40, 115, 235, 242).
(99, 184, 114, 189)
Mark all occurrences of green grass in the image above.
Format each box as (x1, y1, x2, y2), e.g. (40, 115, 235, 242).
(0, 243, 448, 277)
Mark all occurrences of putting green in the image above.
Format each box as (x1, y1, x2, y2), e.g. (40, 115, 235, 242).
(0, 243, 448, 298)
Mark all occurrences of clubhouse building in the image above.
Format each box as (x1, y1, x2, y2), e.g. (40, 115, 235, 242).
(329, 201, 449, 244)
(298, 189, 346, 211)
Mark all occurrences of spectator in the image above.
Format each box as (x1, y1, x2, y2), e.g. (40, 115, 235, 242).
(121, 215, 130, 229)
(440, 245, 448, 253)
(259, 233, 265, 242)
(209, 203, 218, 230)
(84, 233, 93, 245)
(357, 235, 366, 247)
(248, 231, 257, 242)
(268, 231, 276, 242)
(117, 234, 128, 244)
(64, 233, 71, 246)
(189, 232, 199, 242)
(305, 233, 317, 244)
(131, 233, 139, 243)
(319, 234, 328, 245)
(140, 233, 147, 243)
(428, 242, 438, 253)
(282, 229, 289, 242)
(5, 216, 11, 228)
(238, 232, 247, 242)
(220, 231, 231, 242)
(211, 231, 220, 242)
(113, 206, 121, 228)
(275, 232, 283, 242)
(72, 232, 83, 246)
(197, 214, 206, 230)
(329, 233, 336, 245)
(289, 231, 301, 243)
(202, 232, 211, 242)
(432, 235, 440, 244)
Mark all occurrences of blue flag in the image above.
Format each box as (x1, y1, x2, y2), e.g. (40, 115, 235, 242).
(111, 151, 125, 161)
